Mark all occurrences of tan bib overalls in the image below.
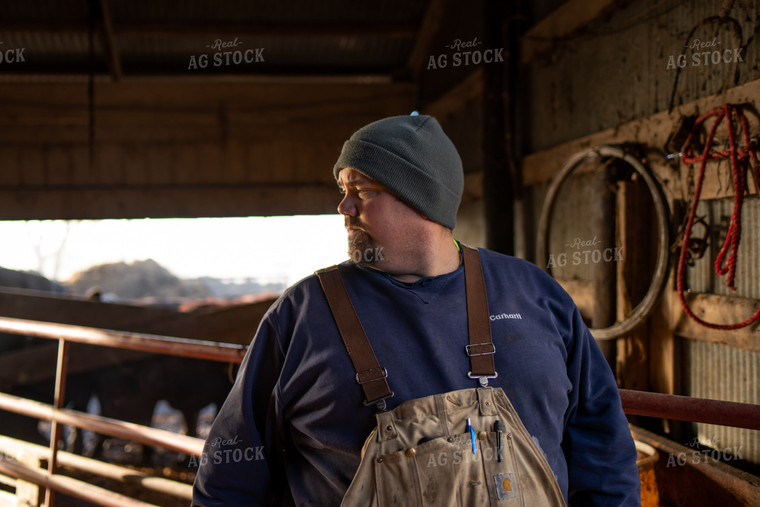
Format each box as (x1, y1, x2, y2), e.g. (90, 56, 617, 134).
(317, 246, 565, 506)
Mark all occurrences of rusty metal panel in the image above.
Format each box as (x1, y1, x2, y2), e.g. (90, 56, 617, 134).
(526, 0, 760, 152)
(683, 338, 760, 467)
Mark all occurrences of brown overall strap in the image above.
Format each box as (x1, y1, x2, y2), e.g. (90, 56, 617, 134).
(462, 245, 497, 385)
(316, 244, 496, 409)
(317, 265, 394, 410)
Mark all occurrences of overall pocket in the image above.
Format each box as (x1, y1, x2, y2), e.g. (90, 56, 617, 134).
(374, 431, 524, 506)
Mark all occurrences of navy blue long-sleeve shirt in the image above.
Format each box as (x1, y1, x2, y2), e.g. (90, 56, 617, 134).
(192, 248, 640, 506)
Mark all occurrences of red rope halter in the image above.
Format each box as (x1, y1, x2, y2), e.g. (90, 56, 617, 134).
(677, 103, 760, 330)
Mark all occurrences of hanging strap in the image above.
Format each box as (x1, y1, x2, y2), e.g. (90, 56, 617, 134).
(462, 245, 497, 386)
(316, 244, 496, 410)
(317, 265, 394, 411)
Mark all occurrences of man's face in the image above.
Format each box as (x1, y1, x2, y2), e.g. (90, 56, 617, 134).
(336, 167, 427, 269)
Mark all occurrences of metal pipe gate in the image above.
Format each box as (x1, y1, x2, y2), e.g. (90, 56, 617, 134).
(0, 316, 246, 506)
(0, 315, 758, 506)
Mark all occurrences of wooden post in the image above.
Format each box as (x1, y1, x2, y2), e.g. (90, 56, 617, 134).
(482, 0, 512, 254)
(617, 179, 655, 391)
(592, 161, 617, 372)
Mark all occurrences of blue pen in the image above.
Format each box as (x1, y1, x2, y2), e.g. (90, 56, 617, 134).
(466, 418, 476, 454)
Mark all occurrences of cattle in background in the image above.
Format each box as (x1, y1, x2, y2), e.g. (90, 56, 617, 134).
(0, 271, 263, 467)
(67, 355, 236, 466)
(0, 266, 64, 353)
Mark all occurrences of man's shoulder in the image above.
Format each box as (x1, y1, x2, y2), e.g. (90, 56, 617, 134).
(475, 247, 547, 276)
(266, 261, 360, 312)
(474, 247, 571, 297)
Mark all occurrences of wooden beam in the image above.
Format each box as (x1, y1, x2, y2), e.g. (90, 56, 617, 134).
(616, 181, 656, 391)
(97, 0, 123, 82)
(482, 0, 512, 255)
(559, 280, 760, 353)
(0, 73, 396, 85)
(0, 287, 271, 345)
(673, 292, 760, 354)
(406, 0, 449, 84)
(0, 21, 418, 38)
(521, 0, 618, 63)
(0, 182, 339, 219)
(0, 79, 413, 219)
(522, 77, 760, 196)
(426, 67, 483, 118)
(0, 81, 413, 143)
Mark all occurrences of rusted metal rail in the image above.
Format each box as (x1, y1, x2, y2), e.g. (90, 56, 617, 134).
(0, 316, 248, 364)
(0, 315, 245, 506)
(0, 392, 205, 456)
(620, 389, 760, 431)
(0, 456, 160, 507)
(0, 434, 193, 501)
(1, 315, 760, 505)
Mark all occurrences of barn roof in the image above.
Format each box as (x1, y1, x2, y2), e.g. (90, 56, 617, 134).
(0, 0, 490, 219)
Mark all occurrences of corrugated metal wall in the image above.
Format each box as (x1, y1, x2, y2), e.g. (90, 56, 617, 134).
(526, 0, 760, 152)
(523, 0, 760, 473)
(680, 194, 760, 469)
(683, 338, 760, 467)
(685, 196, 760, 299)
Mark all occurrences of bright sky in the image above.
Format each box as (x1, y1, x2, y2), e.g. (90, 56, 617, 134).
(0, 215, 348, 286)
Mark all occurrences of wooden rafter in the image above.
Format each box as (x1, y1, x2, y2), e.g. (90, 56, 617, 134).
(406, 0, 449, 83)
(0, 21, 419, 38)
(97, 0, 122, 81)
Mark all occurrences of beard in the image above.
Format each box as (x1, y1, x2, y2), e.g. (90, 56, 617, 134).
(346, 219, 381, 266)
(348, 229, 378, 265)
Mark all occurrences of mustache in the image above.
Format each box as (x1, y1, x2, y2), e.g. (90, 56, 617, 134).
(344, 217, 365, 229)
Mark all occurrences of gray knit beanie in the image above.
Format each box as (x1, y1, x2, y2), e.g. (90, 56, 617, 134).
(333, 114, 464, 229)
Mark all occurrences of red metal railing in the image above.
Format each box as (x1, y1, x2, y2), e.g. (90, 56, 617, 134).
(0, 315, 759, 505)
(0, 315, 246, 506)
(620, 389, 760, 431)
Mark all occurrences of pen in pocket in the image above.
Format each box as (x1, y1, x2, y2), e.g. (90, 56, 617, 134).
(466, 418, 476, 454)
(494, 420, 502, 462)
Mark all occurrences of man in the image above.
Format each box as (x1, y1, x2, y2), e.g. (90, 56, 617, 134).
(192, 114, 640, 505)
